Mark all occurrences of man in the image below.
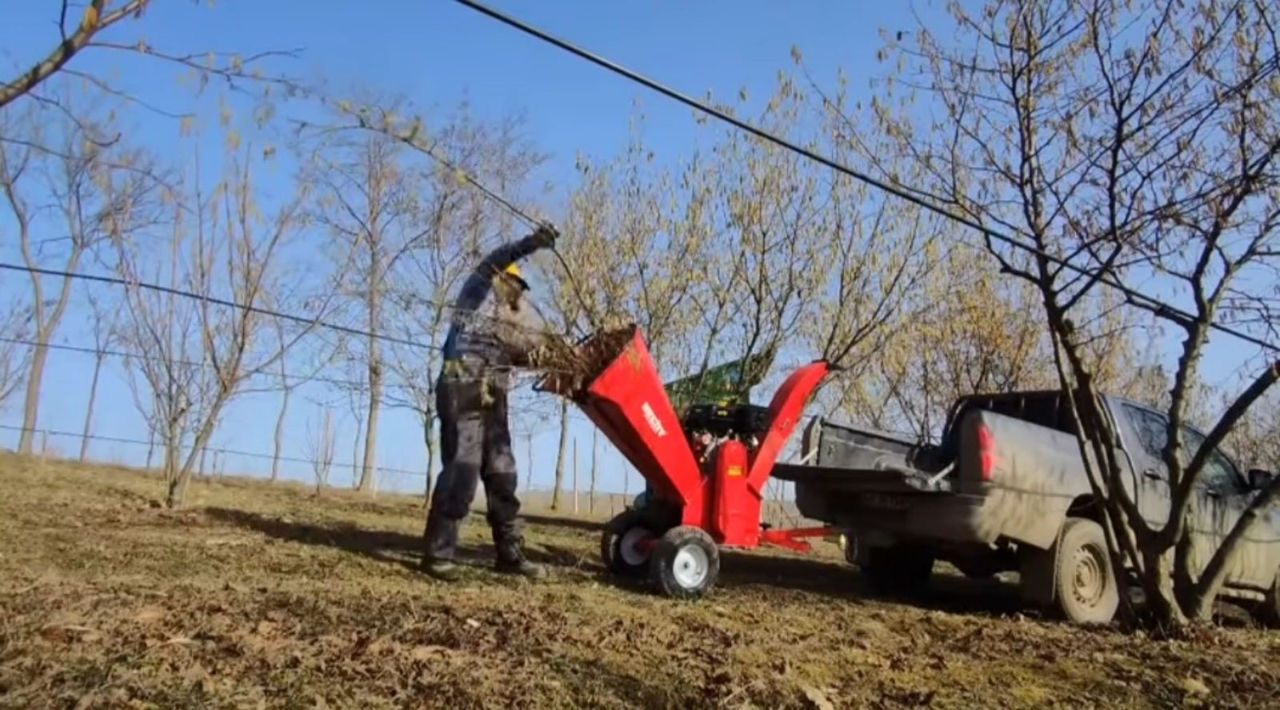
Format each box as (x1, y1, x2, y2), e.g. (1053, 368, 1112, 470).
(421, 222, 559, 581)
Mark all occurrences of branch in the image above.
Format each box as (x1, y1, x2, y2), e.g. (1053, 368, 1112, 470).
(0, 1, 146, 111)
(1166, 360, 1280, 540)
(1191, 468, 1280, 612)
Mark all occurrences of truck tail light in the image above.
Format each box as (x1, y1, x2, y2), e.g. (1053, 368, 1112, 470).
(977, 423, 997, 482)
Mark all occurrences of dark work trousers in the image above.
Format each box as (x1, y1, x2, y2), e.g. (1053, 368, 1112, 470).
(423, 370, 524, 562)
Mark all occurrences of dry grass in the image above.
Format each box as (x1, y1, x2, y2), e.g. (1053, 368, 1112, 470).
(2, 453, 1279, 709)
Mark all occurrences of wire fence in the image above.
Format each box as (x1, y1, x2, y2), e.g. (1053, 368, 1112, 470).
(0, 421, 810, 524)
(0, 422, 653, 518)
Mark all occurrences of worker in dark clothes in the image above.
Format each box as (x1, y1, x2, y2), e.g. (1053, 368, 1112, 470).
(421, 223, 559, 581)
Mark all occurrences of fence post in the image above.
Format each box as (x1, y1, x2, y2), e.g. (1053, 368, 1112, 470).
(525, 433, 533, 491)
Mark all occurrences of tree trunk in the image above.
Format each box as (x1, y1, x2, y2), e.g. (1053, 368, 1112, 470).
(78, 353, 105, 462)
(355, 378, 378, 493)
(355, 340, 378, 493)
(16, 339, 49, 454)
(589, 428, 598, 515)
(573, 436, 579, 515)
(358, 359, 381, 493)
(1140, 547, 1187, 629)
(163, 428, 180, 488)
(168, 398, 228, 508)
(145, 429, 156, 470)
(551, 400, 568, 511)
(1187, 475, 1280, 620)
(350, 414, 363, 489)
(270, 386, 291, 482)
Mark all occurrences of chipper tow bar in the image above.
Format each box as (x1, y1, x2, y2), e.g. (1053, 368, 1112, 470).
(537, 326, 833, 599)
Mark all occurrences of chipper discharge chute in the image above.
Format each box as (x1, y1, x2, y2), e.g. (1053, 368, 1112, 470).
(537, 325, 830, 598)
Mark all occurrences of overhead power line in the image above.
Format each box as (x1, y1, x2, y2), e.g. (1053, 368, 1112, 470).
(451, 0, 1279, 355)
(0, 263, 589, 385)
(0, 262, 435, 351)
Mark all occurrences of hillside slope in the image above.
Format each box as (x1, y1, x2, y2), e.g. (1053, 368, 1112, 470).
(1, 454, 1277, 708)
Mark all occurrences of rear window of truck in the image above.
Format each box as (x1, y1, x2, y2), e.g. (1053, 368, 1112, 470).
(952, 393, 1078, 435)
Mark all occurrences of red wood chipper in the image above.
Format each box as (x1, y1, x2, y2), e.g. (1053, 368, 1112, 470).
(537, 326, 832, 599)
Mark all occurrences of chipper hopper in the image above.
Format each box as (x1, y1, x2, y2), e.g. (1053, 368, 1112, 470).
(537, 326, 831, 598)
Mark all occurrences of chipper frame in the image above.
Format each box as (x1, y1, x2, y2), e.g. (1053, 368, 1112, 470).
(538, 326, 830, 598)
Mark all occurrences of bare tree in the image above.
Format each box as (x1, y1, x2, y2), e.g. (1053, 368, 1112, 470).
(307, 405, 336, 495)
(551, 400, 570, 511)
(269, 324, 292, 483)
(0, 100, 154, 454)
(79, 291, 118, 462)
(268, 320, 336, 482)
(121, 147, 325, 507)
(380, 106, 545, 503)
(589, 427, 598, 515)
(855, 0, 1280, 626)
(0, 304, 34, 413)
(304, 121, 425, 494)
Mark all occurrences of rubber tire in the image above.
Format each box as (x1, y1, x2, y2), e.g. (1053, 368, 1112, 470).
(863, 545, 934, 596)
(600, 511, 652, 578)
(1052, 518, 1120, 626)
(649, 526, 720, 600)
(840, 532, 859, 566)
(1253, 569, 1280, 629)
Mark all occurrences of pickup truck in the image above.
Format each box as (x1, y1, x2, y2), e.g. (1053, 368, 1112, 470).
(773, 390, 1280, 625)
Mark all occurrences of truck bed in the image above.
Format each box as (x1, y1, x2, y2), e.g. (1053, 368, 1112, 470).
(772, 418, 954, 494)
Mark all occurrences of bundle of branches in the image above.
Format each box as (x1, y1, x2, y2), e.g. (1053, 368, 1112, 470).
(530, 327, 638, 399)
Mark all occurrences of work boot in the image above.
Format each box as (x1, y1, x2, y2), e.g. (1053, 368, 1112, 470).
(420, 556, 463, 583)
(494, 539, 547, 580)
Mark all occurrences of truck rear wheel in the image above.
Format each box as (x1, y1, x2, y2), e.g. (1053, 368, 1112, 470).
(1051, 518, 1119, 625)
(863, 545, 934, 596)
(1252, 567, 1280, 628)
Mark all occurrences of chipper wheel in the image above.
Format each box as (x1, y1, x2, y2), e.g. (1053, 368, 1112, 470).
(600, 510, 655, 578)
(649, 526, 720, 600)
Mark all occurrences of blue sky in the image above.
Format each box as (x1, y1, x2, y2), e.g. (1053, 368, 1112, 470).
(0, 1, 1259, 497)
(0, 0, 938, 498)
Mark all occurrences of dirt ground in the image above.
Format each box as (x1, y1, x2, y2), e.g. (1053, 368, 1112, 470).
(2, 454, 1279, 709)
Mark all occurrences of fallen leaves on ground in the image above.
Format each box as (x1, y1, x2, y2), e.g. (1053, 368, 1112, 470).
(2, 453, 1279, 709)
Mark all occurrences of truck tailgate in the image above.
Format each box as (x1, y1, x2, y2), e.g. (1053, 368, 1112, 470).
(772, 462, 952, 494)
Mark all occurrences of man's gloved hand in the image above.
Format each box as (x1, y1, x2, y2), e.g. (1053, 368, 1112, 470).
(529, 222, 558, 250)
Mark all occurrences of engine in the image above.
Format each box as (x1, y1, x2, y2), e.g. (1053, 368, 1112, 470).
(681, 403, 770, 465)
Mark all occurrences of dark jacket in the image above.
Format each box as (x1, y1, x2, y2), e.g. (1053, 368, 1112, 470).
(441, 235, 551, 389)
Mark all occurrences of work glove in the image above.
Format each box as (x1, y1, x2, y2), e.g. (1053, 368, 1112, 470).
(528, 222, 558, 250)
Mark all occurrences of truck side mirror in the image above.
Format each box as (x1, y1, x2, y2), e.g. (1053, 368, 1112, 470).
(1248, 469, 1274, 490)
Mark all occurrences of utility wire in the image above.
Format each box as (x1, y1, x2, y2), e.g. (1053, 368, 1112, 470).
(0, 262, 435, 351)
(452, 0, 1280, 355)
(0, 262, 591, 379)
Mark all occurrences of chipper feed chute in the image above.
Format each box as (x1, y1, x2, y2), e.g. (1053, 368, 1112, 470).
(539, 327, 703, 512)
(537, 325, 830, 599)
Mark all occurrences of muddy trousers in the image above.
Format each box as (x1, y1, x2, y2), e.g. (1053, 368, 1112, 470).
(423, 374, 524, 562)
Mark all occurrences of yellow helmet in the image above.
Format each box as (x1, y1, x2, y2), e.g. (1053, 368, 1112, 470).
(499, 262, 530, 291)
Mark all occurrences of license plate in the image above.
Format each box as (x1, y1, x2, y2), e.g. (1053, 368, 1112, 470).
(862, 493, 910, 511)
